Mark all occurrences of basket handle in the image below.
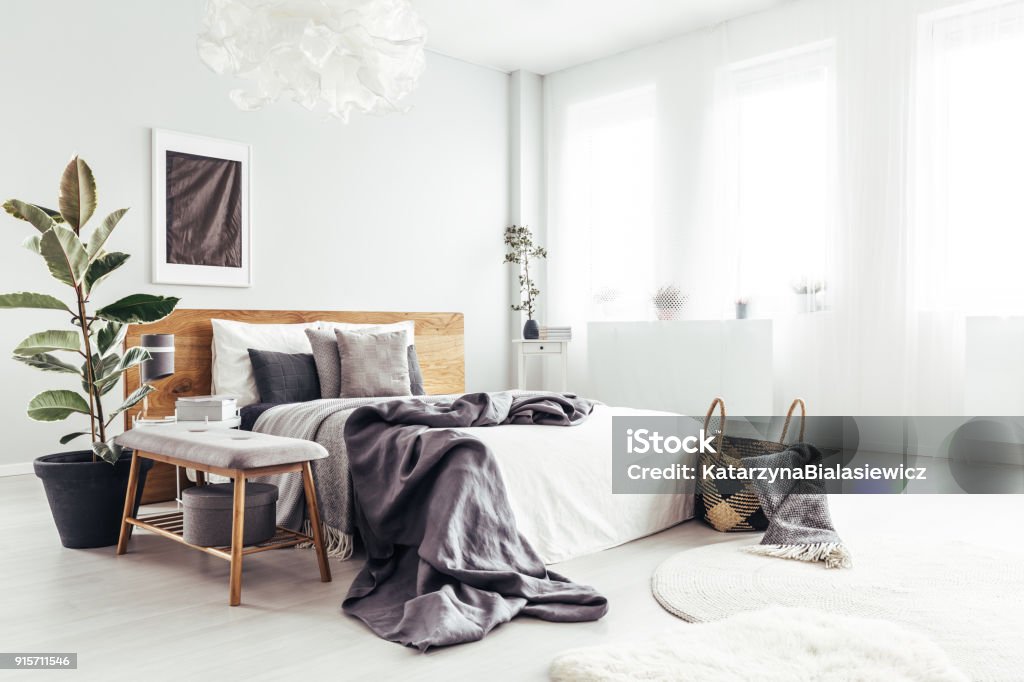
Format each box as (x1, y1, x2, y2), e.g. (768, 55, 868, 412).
(779, 398, 806, 444)
(703, 397, 727, 452)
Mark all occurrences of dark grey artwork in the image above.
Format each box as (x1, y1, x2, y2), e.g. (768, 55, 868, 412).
(165, 151, 242, 268)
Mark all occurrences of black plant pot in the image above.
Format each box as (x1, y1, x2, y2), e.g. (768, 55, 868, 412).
(34, 450, 153, 549)
(523, 319, 540, 339)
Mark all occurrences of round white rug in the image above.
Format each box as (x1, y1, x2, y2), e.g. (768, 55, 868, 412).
(651, 535, 1024, 682)
(550, 606, 967, 682)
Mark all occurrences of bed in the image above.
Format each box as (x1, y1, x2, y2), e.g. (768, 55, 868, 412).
(124, 309, 695, 564)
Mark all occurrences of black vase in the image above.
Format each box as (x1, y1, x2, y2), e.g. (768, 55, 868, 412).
(34, 450, 153, 549)
(523, 319, 540, 339)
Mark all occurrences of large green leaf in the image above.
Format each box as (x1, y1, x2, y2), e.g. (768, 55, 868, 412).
(85, 208, 127, 259)
(96, 321, 126, 356)
(14, 353, 82, 375)
(14, 330, 81, 356)
(58, 156, 97, 232)
(107, 384, 155, 422)
(83, 352, 119, 395)
(0, 292, 70, 312)
(84, 252, 129, 295)
(92, 441, 122, 465)
(96, 294, 180, 324)
(111, 346, 150, 375)
(40, 225, 89, 287)
(22, 234, 41, 254)
(33, 205, 65, 224)
(27, 389, 91, 422)
(60, 432, 89, 445)
(3, 200, 56, 233)
(91, 348, 149, 396)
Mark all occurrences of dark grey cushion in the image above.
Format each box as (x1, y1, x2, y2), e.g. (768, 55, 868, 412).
(247, 349, 320, 404)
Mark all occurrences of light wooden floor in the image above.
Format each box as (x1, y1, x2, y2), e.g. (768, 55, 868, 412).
(2, 473, 1020, 681)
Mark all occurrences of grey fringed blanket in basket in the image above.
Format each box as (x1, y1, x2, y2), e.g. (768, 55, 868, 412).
(744, 442, 852, 569)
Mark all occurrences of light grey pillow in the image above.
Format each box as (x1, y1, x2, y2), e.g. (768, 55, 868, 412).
(308, 327, 426, 398)
(336, 329, 411, 398)
(305, 328, 341, 399)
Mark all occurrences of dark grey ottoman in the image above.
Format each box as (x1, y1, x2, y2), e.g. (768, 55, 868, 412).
(182, 483, 278, 547)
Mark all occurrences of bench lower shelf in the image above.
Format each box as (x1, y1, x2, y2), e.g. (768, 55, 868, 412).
(127, 511, 311, 561)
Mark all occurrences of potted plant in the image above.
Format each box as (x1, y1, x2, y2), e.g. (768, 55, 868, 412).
(504, 224, 547, 339)
(792, 278, 826, 313)
(2, 157, 180, 548)
(736, 297, 749, 320)
(651, 284, 688, 321)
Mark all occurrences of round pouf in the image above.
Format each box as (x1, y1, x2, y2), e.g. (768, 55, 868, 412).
(650, 535, 1024, 682)
(182, 482, 278, 547)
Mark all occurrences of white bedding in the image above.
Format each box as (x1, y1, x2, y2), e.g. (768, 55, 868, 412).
(460, 403, 697, 565)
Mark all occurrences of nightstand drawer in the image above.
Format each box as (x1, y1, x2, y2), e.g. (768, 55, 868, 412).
(521, 342, 563, 355)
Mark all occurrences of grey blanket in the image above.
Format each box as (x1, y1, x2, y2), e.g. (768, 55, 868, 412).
(744, 443, 852, 569)
(341, 392, 610, 650)
(254, 394, 468, 557)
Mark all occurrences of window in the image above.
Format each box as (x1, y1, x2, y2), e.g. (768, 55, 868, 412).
(915, 0, 1024, 314)
(565, 86, 657, 320)
(719, 42, 836, 318)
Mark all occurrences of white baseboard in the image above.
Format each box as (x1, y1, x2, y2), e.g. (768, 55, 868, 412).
(0, 462, 33, 477)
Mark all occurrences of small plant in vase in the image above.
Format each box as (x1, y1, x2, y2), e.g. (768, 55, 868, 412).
(504, 225, 547, 339)
(2, 156, 181, 548)
(736, 297, 749, 319)
(792, 278, 826, 313)
(651, 284, 688, 321)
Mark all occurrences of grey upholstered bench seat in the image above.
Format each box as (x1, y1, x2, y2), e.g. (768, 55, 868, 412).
(115, 428, 328, 469)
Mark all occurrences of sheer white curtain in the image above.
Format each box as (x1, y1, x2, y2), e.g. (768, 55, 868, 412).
(911, 0, 1024, 413)
(546, 0, 1024, 415)
(564, 86, 658, 322)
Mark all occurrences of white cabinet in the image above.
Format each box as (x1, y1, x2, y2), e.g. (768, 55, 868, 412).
(586, 320, 773, 416)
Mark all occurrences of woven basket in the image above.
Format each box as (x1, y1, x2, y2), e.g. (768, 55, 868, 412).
(696, 397, 806, 533)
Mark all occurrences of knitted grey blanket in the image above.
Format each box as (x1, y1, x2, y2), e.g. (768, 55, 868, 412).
(742, 443, 852, 569)
(342, 392, 609, 650)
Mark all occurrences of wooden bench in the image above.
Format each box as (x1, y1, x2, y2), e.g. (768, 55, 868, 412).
(114, 428, 332, 606)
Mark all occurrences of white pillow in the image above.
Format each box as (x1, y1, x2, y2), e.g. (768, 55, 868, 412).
(316, 320, 415, 347)
(211, 319, 317, 406)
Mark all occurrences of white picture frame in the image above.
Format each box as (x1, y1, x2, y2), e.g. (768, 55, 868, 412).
(152, 128, 253, 287)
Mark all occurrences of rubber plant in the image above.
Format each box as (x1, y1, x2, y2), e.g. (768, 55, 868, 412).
(1, 156, 180, 463)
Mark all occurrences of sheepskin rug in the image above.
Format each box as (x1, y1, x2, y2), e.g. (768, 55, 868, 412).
(549, 606, 966, 682)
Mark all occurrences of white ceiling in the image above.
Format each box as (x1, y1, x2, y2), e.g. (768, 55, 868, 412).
(413, 0, 790, 75)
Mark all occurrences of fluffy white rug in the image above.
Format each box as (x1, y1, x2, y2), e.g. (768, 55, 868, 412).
(550, 606, 967, 682)
(650, 535, 1024, 681)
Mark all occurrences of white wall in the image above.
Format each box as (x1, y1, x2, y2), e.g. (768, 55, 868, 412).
(0, 0, 510, 467)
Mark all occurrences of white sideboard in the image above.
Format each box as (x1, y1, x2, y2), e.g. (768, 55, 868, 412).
(586, 320, 773, 416)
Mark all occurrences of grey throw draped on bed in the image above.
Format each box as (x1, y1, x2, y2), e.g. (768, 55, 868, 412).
(341, 392, 609, 650)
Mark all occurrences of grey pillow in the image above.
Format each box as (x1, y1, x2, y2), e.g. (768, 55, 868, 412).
(246, 349, 320, 404)
(407, 346, 425, 396)
(305, 328, 341, 399)
(308, 327, 426, 398)
(336, 329, 411, 398)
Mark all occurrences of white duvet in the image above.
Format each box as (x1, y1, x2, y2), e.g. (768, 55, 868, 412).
(459, 403, 696, 565)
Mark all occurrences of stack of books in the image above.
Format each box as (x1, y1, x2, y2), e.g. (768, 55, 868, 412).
(176, 395, 239, 422)
(539, 326, 572, 341)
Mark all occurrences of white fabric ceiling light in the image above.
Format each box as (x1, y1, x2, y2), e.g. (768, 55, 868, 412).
(197, 0, 427, 122)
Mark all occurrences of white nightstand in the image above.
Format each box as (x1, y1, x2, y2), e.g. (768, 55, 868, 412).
(514, 339, 569, 392)
(131, 415, 243, 504)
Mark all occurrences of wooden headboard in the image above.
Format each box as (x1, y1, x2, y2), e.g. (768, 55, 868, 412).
(123, 308, 465, 424)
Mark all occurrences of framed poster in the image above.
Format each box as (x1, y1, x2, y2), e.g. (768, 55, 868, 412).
(152, 129, 252, 287)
